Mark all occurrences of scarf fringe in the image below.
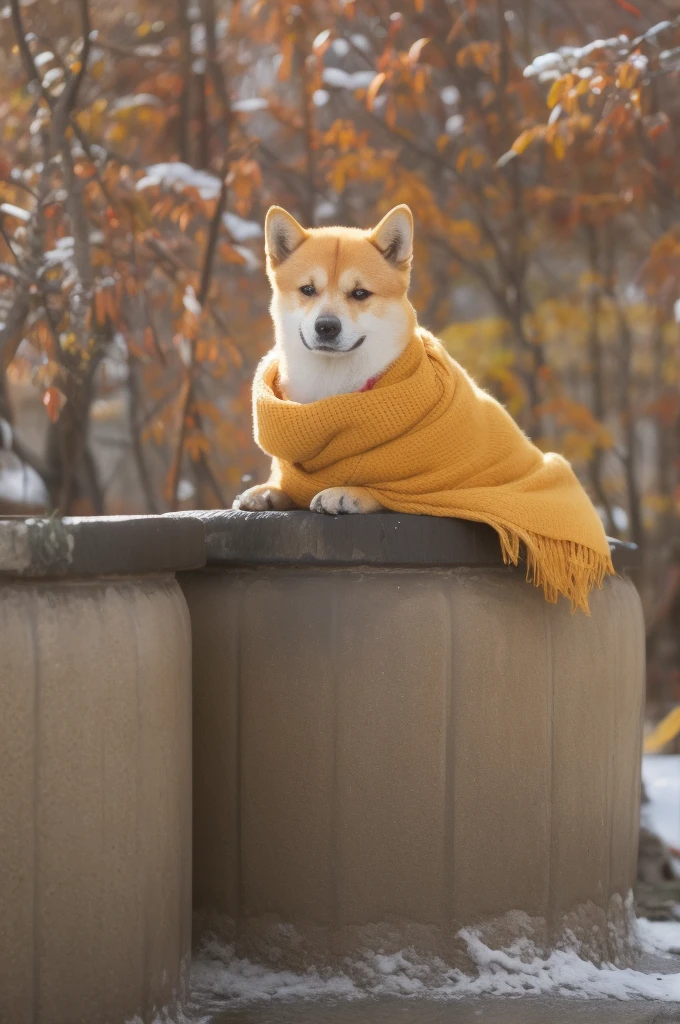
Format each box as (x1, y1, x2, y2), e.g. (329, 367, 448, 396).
(494, 526, 615, 614)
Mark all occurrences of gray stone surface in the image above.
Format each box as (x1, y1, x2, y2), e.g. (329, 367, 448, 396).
(208, 999, 680, 1023)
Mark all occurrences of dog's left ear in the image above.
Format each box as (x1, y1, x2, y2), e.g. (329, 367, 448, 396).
(369, 205, 413, 266)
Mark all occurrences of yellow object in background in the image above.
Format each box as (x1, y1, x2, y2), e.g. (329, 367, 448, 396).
(644, 706, 680, 754)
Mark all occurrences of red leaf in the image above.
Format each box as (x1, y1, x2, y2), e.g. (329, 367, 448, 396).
(610, 0, 641, 16)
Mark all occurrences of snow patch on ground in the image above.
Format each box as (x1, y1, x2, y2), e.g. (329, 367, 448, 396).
(638, 919, 680, 956)
(642, 755, 680, 854)
(189, 922, 680, 1013)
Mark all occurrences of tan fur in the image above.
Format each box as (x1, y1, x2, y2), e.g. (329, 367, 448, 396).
(234, 206, 415, 515)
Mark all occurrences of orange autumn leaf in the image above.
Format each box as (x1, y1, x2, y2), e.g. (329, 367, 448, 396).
(42, 387, 64, 423)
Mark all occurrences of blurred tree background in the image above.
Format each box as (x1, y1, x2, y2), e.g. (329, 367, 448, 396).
(2, 0, 680, 708)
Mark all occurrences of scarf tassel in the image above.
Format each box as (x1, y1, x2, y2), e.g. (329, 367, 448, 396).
(494, 526, 615, 615)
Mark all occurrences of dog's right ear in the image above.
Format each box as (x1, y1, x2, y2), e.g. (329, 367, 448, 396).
(265, 207, 308, 266)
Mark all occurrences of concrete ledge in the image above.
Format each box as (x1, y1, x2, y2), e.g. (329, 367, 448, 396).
(172, 508, 637, 574)
(0, 514, 205, 577)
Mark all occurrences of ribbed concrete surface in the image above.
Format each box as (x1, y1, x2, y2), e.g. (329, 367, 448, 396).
(0, 575, 192, 1024)
(182, 559, 645, 966)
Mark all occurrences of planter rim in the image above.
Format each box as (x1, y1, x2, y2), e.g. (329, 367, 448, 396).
(0, 514, 205, 578)
(168, 509, 638, 574)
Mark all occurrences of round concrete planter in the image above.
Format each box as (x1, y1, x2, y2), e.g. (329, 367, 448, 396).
(178, 510, 644, 969)
(0, 515, 204, 1024)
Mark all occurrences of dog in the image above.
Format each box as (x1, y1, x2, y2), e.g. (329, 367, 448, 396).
(233, 204, 415, 515)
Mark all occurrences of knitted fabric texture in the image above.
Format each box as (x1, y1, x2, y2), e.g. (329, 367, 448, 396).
(254, 328, 614, 611)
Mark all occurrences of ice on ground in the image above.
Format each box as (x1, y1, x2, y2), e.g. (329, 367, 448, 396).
(189, 921, 680, 1013)
(642, 755, 680, 854)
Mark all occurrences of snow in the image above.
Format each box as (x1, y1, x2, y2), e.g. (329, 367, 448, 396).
(0, 417, 12, 448)
(313, 30, 331, 51)
(34, 51, 54, 67)
(137, 163, 223, 200)
(41, 68, 63, 88)
(232, 97, 269, 113)
(112, 94, 163, 112)
(189, 920, 680, 1013)
(322, 68, 375, 90)
(222, 211, 262, 242)
(445, 114, 465, 137)
(183, 285, 202, 317)
(315, 199, 337, 220)
(41, 236, 75, 270)
(638, 919, 680, 956)
(0, 203, 30, 223)
(524, 36, 634, 78)
(642, 755, 680, 853)
(313, 88, 330, 107)
(0, 462, 48, 507)
(191, 23, 206, 55)
(233, 244, 260, 271)
(350, 34, 371, 53)
(177, 479, 195, 503)
(332, 38, 350, 58)
(441, 85, 460, 105)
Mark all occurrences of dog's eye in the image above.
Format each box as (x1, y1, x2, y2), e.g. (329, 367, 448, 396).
(300, 284, 316, 297)
(350, 288, 371, 301)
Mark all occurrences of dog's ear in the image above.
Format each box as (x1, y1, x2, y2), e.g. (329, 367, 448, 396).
(369, 205, 413, 266)
(265, 207, 308, 266)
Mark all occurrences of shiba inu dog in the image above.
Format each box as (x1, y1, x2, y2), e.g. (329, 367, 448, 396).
(233, 204, 414, 515)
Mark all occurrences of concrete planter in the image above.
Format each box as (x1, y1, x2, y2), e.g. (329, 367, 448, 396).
(0, 515, 204, 1024)
(179, 510, 644, 968)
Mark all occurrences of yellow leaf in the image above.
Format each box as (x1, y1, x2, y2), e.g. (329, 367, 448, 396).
(512, 128, 539, 155)
(547, 78, 564, 109)
(408, 37, 430, 66)
(366, 72, 386, 111)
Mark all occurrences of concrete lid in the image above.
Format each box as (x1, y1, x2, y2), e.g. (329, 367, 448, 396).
(0, 515, 205, 577)
(172, 509, 638, 574)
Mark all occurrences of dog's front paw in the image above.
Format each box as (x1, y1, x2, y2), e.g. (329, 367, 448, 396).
(233, 485, 296, 511)
(310, 487, 383, 515)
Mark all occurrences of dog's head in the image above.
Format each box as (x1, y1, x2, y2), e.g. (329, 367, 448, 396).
(264, 205, 415, 400)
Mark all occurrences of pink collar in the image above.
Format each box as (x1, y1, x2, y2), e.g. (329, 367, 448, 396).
(358, 373, 383, 393)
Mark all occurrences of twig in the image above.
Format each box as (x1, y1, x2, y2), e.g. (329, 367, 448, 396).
(202, 0, 234, 153)
(198, 178, 227, 305)
(127, 354, 161, 513)
(10, 0, 42, 92)
(178, 0, 193, 163)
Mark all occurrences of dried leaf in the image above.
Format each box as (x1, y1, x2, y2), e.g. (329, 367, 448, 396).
(408, 38, 430, 67)
(366, 72, 386, 111)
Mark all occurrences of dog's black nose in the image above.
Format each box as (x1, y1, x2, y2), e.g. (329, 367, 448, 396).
(315, 315, 342, 341)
